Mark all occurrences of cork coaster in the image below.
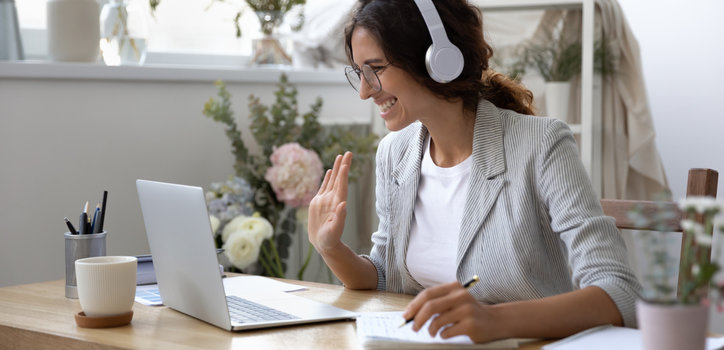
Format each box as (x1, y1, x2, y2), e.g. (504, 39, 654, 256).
(75, 311, 133, 328)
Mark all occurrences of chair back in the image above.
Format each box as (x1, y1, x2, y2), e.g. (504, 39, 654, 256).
(600, 168, 719, 297)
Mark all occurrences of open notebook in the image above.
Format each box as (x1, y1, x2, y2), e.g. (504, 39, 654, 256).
(356, 312, 521, 349)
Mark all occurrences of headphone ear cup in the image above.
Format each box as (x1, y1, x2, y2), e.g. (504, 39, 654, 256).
(425, 44, 464, 83)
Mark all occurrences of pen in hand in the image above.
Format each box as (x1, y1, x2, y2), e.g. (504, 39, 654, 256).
(398, 275, 480, 328)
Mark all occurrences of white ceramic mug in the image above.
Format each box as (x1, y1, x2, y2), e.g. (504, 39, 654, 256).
(75, 256, 137, 317)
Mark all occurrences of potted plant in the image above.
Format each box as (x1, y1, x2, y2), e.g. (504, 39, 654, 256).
(629, 197, 724, 350)
(519, 23, 615, 123)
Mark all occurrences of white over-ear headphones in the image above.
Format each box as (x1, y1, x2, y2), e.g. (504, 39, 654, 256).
(413, 0, 464, 83)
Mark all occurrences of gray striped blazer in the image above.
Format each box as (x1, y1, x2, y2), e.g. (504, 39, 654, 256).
(363, 99, 641, 327)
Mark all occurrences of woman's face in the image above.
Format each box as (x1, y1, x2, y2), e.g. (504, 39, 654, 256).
(350, 26, 433, 131)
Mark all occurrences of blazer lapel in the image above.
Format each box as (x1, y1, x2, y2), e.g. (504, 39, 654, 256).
(456, 100, 506, 267)
(389, 123, 426, 288)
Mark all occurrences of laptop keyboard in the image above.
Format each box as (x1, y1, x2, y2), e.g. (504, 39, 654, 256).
(226, 295, 300, 324)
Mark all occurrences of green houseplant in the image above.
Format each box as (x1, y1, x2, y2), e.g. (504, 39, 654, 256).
(629, 196, 724, 350)
(517, 22, 615, 122)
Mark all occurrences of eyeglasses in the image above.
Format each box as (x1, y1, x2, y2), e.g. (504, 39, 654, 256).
(344, 63, 391, 92)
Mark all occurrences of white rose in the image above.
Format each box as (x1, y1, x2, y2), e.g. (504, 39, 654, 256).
(222, 216, 249, 242)
(223, 230, 261, 270)
(209, 215, 220, 235)
(222, 215, 273, 243)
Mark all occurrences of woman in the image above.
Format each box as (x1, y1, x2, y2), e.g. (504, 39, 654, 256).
(308, 0, 641, 343)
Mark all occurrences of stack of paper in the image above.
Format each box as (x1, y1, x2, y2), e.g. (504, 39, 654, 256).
(355, 312, 519, 349)
(542, 325, 724, 350)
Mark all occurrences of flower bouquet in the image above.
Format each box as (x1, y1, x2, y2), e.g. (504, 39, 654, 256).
(202, 73, 377, 279)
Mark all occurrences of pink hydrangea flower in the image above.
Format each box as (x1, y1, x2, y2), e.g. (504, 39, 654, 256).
(264, 143, 324, 208)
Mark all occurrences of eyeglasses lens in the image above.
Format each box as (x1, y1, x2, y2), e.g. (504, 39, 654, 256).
(344, 65, 381, 92)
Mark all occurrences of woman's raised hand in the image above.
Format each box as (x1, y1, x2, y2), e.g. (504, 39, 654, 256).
(308, 152, 353, 255)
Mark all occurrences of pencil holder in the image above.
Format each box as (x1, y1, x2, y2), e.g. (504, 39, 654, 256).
(65, 231, 106, 298)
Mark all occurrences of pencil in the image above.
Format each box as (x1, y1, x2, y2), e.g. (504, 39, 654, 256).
(398, 275, 480, 328)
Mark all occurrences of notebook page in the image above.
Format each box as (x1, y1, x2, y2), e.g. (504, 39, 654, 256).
(356, 311, 518, 349)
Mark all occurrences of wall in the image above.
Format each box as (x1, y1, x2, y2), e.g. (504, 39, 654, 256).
(617, 0, 724, 200)
(618, 0, 724, 332)
(0, 64, 374, 288)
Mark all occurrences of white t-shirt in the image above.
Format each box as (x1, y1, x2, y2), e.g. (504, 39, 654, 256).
(406, 135, 472, 288)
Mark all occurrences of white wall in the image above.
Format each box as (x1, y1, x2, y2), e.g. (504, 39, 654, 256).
(617, 0, 724, 200)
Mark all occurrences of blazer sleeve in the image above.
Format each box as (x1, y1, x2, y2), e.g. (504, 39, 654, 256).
(536, 119, 642, 328)
(360, 134, 392, 290)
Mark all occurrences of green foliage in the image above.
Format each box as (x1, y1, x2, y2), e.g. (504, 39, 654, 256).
(516, 22, 617, 82)
(629, 196, 724, 305)
(527, 37, 582, 82)
(202, 73, 378, 278)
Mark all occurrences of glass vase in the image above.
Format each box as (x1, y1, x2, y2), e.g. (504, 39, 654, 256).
(99, 0, 148, 66)
(251, 11, 291, 66)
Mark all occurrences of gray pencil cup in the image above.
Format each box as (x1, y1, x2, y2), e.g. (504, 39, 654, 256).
(64, 231, 106, 298)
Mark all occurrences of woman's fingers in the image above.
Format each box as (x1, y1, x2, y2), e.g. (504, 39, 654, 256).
(403, 282, 461, 331)
(318, 169, 332, 194)
(327, 154, 343, 193)
(425, 293, 478, 337)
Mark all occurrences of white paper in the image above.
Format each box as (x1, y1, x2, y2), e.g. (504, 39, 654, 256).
(134, 284, 163, 306)
(356, 311, 519, 349)
(542, 325, 724, 350)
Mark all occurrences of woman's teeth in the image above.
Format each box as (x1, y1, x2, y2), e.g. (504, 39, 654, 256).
(378, 98, 398, 112)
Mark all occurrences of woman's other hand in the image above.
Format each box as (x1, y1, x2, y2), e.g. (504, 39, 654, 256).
(402, 281, 503, 343)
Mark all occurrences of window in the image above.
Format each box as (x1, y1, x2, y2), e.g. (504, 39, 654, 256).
(15, 0, 299, 60)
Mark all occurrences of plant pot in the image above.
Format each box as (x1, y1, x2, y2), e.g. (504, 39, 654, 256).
(636, 300, 708, 350)
(544, 81, 572, 124)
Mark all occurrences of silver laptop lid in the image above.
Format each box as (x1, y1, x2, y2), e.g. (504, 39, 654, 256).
(136, 179, 233, 330)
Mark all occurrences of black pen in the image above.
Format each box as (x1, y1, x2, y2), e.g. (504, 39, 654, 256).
(64, 217, 77, 235)
(79, 201, 89, 235)
(97, 190, 108, 233)
(398, 275, 480, 328)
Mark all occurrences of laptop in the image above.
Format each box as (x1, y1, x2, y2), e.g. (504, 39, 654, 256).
(136, 179, 357, 331)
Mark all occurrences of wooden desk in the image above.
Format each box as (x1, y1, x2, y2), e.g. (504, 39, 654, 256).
(0, 278, 553, 349)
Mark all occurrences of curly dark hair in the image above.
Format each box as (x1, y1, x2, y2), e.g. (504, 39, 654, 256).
(344, 0, 535, 116)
